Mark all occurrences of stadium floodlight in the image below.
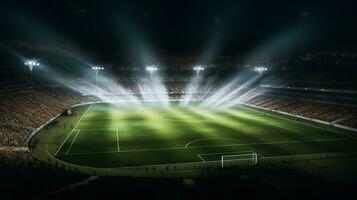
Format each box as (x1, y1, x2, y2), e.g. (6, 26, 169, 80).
(24, 59, 40, 90)
(91, 66, 104, 84)
(24, 60, 40, 71)
(193, 65, 205, 79)
(92, 66, 104, 70)
(145, 65, 158, 79)
(254, 66, 268, 75)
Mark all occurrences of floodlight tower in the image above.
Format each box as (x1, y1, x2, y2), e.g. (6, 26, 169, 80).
(24, 60, 40, 90)
(145, 65, 158, 80)
(92, 66, 104, 84)
(193, 65, 205, 80)
(254, 66, 268, 75)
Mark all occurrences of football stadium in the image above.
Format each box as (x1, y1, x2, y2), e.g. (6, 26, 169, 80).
(1, 0, 357, 199)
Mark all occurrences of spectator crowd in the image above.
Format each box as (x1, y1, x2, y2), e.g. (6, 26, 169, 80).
(247, 94, 357, 128)
(0, 88, 94, 147)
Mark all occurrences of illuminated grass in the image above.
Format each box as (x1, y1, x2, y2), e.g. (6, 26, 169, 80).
(33, 103, 357, 173)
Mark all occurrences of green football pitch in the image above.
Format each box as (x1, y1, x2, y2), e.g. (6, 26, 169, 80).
(33, 103, 357, 176)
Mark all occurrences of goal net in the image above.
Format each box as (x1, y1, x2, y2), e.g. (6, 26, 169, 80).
(221, 153, 258, 167)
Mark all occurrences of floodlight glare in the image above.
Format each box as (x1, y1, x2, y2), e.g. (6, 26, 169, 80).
(24, 60, 40, 71)
(193, 65, 205, 71)
(91, 65, 104, 84)
(145, 65, 158, 79)
(145, 65, 158, 72)
(254, 66, 268, 74)
(92, 66, 104, 70)
(24, 59, 40, 90)
(193, 65, 205, 79)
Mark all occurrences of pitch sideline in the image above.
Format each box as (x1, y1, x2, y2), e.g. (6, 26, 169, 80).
(197, 150, 264, 162)
(61, 136, 357, 156)
(54, 105, 92, 156)
(66, 130, 80, 154)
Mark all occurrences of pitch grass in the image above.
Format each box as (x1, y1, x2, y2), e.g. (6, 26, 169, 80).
(35, 103, 357, 170)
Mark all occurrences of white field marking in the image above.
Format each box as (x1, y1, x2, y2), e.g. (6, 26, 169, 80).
(54, 105, 351, 156)
(47, 144, 108, 170)
(55, 129, 75, 156)
(47, 144, 357, 170)
(48, 143, 207, 170)
(64, 128, 120, 153)
(117, 161, 207, 169)
(116, 128, 120, 152)
(259, 151, 357, 160)
(116, 150, 357, 169)
(261, 153, 319, 160)
(223, 154, 257, 158)
(198, 150, 256, 156)
(243, 106, 343, 135)
(62, 137, 357, 157)
(73, 128, 118, 131)
(61, 150, 118, 156)
(66, 130, 80, 154)
(185, 137, 240, 148)
(197, 154, 205, 162)
(118, 156, 266, 169)
(222, 154, 259, 163)
(55, 105, 92, 156)
(198, 151, 263, 162)
(198, 151, 263, 158)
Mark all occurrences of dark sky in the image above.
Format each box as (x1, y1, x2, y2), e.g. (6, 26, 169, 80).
(1, 0, 357, 64)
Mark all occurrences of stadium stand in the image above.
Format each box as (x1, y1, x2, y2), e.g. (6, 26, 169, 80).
(0, 75, 356, 199)
(1, 76, 357, 149)
(0, 88, 96, 147)
(246, 94, 357, 128)
(0, 147, 88, 199)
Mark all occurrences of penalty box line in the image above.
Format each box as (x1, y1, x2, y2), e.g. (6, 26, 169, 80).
(55, 105, 92, 156)
(79, 128, 120, 152)
(66, 130, 80, 155)
(62, 127, 121, 155)
(75, 128, 120, 152)
(198, 151, 264, 162)
(73, 128, 118, 131)
(116, 128, 120, 152)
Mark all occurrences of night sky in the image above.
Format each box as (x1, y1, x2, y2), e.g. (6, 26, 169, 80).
(1, 0, 357, 64)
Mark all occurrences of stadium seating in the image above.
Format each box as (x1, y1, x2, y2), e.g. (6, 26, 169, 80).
(1, 79, 356, 149)
(246, 94, 357, 128)
(0, 88, 95, 147)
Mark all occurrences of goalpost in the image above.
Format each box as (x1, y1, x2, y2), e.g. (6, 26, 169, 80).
(221, 152, 258, 167)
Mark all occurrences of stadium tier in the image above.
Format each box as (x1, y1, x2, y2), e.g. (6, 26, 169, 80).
(1, 80, 356, 149)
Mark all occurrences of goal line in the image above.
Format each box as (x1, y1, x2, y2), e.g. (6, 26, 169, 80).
(221, 153, 258, 167)
(197, 151, 260, 167)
